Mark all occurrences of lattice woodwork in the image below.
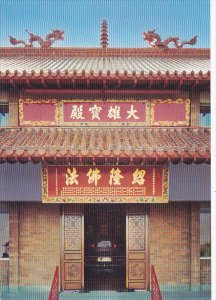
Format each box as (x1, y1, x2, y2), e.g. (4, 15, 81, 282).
(128, 215, 145, 251)
(126, 211, 148, 290)
(64, 215, 82, 251)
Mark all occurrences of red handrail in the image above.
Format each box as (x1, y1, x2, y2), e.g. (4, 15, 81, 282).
(48, 266, 59, 300)
(151, 265, 163, 300)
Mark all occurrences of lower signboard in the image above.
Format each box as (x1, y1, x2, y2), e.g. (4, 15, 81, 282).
(42, 165, 168, 203)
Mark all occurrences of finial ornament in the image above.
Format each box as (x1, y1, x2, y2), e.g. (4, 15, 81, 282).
(142, 29, 198, 50)
(9, 29, 64, 48)
(100, 19, 108, 49)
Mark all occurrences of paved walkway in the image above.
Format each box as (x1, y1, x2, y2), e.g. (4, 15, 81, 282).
(1, 289, 211, 300)
(59, 290, 211, 300)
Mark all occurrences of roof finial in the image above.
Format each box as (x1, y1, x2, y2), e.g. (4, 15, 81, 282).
(9, 29, 64, 48)
(100, 19, 108, 49)
(142, 29, 198, 51)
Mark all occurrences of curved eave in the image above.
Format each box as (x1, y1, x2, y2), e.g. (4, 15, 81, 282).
(0, 70, 210, 89)
(0, 69, 210, 79)
(0, 127, 210, 165)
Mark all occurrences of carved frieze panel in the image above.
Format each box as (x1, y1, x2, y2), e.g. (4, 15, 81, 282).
(65, 262, 82, 281)
(128, 261, 146, 280)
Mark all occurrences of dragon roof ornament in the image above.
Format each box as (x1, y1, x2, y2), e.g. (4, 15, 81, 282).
(9, 29, 64, 48)
(142, 29, 198, 50)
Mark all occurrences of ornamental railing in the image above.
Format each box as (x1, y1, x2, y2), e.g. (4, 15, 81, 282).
(48, 266, 59, 300)
(151, 265, 163, 300)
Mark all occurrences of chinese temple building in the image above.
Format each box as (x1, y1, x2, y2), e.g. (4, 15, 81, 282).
(0, 21, 210, 293)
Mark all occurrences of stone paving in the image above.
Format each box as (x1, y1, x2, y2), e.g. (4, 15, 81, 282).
(1, 289, 211, 300)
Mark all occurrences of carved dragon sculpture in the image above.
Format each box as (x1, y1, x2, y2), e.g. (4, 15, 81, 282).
(142, 29, 198, 50)
(9, 29, 64, 48)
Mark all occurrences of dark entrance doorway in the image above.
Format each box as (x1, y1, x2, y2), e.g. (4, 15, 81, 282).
(84, 204, 126, 290)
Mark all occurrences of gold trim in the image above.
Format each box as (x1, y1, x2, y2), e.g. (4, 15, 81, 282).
(42, 165, 49, 202)
(42, 196, 168, 203)
(162, 166, 169, 199)
(56, 167, 58, 196)
(19, 98, 190, 127)
(59, 99, 149, 127)
(19, 99, 59, 126)
(42, 164, 169, 204)
(146, 101, 151, 126)
(152, 168, 156, 195)
(150, 99, 190, 126)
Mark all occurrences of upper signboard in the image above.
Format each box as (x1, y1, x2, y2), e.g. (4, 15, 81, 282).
(60, 100, 148, 126)
(19, 99, 190, 127)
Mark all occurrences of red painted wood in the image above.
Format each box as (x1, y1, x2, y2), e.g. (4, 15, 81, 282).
(151, 265, 163, 300)
(153, 102, 187, 123)
(22, 102, 56, 123)
(24, 89, 181, 95)
(48, 266, 59, 300)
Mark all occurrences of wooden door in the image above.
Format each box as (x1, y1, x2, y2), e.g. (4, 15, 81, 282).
(61, 205, 84, 290)
(126, 206, 149, 290)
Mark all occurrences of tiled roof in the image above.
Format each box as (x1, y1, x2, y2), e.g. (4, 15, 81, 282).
(0, 127, 210, 164)
(0, 56, 210, 76)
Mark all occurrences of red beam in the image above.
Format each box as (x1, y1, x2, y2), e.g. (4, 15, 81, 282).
(103, 79, 107, 89)
(10, 78, 16, 88)
(87, 78, 90, 89)
(24, 89, 181, 95)
(149, 79, 153, 88)
(40, 78, 47, 88)
(133, 79, 137, 88)
(56, 78, 61, 89)
(163, 79, 169, 89)
(25, 78, 31, 88)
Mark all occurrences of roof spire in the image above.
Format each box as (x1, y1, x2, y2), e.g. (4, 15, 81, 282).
(100, 19, 108, 49)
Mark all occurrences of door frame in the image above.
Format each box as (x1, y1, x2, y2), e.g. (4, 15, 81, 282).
(60, 205, 84, 291)
(60, 204, 150, 291)
(126, 205, 150, 291)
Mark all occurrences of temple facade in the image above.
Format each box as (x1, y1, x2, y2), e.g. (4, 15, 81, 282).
(0, 23, 210, 292)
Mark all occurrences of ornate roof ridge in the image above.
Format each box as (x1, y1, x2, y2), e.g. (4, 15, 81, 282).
(0, 47, 210, 58)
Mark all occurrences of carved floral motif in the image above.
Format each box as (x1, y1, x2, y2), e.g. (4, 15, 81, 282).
(129, 262, 145, 279)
